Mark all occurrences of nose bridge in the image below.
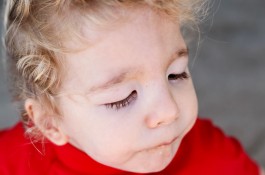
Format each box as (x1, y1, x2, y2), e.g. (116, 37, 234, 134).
(144, 79, 179, 129)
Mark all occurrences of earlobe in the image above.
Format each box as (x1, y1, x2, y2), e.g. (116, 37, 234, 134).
(44, 127, 68, 146)
(25, 99, 68, 146)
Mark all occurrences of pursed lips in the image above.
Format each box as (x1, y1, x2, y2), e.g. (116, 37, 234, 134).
(154, 136, 178, 148)
(143, 135, 179, 152)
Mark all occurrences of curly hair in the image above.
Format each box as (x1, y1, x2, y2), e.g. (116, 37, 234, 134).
(3, 0, 208, 139)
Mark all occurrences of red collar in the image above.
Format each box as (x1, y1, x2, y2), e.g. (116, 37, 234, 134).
(52, 143, 129, 174)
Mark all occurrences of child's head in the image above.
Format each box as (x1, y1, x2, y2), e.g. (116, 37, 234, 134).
(4, 0, 207, 173)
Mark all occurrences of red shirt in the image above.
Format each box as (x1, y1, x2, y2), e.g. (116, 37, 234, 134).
(0, 118, 259, 175)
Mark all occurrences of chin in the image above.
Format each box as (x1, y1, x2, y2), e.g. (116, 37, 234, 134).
(147, 161, 172, 173)
(114, 137, 182, 173)
(139, 138, 182, 173)
(134, 157, 173, 173)
(131, 147, 177, 173)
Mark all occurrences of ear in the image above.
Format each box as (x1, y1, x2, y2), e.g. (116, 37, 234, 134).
(25, 99, 68, 146)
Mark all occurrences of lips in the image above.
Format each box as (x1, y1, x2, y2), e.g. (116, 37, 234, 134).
(144, 136, 179, 152)
(154, 136, 178, 148)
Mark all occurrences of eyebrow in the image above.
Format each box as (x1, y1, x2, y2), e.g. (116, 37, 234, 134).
(88, 68, 137, 94)
(88, 47, 189, 94)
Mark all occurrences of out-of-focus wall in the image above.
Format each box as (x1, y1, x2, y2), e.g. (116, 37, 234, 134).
(0, 0, 20, 130)
(191, 0, 265, 167)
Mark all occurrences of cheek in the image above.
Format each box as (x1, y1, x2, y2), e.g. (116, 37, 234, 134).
(58, 103, 141, 165)
(77, 126, 142, 168)
(172, 79, 198, 125)
(182, 81, 198, 132)
(184, 81, 198, 115)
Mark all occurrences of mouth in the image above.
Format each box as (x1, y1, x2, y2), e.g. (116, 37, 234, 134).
(145, 136, 179, 152)
(155, 136, 178, 148)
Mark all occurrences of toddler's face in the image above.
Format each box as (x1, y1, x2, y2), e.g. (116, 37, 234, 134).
(57, 8, 198, 173)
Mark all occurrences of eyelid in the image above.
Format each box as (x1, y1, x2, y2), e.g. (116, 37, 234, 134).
(168, 71, 189, 81)
(105, 90, 137, 110)
(168, 71, 190, 84)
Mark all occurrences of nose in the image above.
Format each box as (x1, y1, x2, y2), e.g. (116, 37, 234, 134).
(144, 90, 179, 129)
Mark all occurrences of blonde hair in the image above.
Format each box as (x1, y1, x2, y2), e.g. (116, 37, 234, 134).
(3, 0, 208, 139)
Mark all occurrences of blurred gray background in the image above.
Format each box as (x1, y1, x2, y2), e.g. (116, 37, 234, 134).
(0, 0, 264, 167)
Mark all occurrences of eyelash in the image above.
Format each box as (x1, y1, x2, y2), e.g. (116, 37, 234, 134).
(168, 71, 189, 81)
(105, 90, 137, 111)
(105, 72, 189, 111)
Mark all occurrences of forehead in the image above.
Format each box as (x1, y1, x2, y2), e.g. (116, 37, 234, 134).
(66, 7, 181, 49)
(61, 7, 186, 91)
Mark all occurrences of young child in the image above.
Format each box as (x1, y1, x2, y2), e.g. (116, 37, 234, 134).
(0, 0, 264, 174)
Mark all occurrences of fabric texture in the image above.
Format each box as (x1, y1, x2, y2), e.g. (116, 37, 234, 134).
(0, 118, 259, 175)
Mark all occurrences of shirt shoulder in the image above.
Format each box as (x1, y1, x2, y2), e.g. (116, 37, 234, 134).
(165, 118, 259, 175)
(0, 123, 54, 175)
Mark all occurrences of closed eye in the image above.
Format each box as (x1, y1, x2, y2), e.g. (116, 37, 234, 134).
(104, 72, 188, 111)
(105, 90, 137, 111)
(168, 72, 189, 81)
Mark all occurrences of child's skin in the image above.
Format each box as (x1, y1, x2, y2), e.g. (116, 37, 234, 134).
(25, 7, 198, 173)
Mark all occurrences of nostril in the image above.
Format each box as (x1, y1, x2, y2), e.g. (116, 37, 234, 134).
(158, 117, 177, 126)
(146, 115, 178, 129)
(157, 121, 163, 126)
